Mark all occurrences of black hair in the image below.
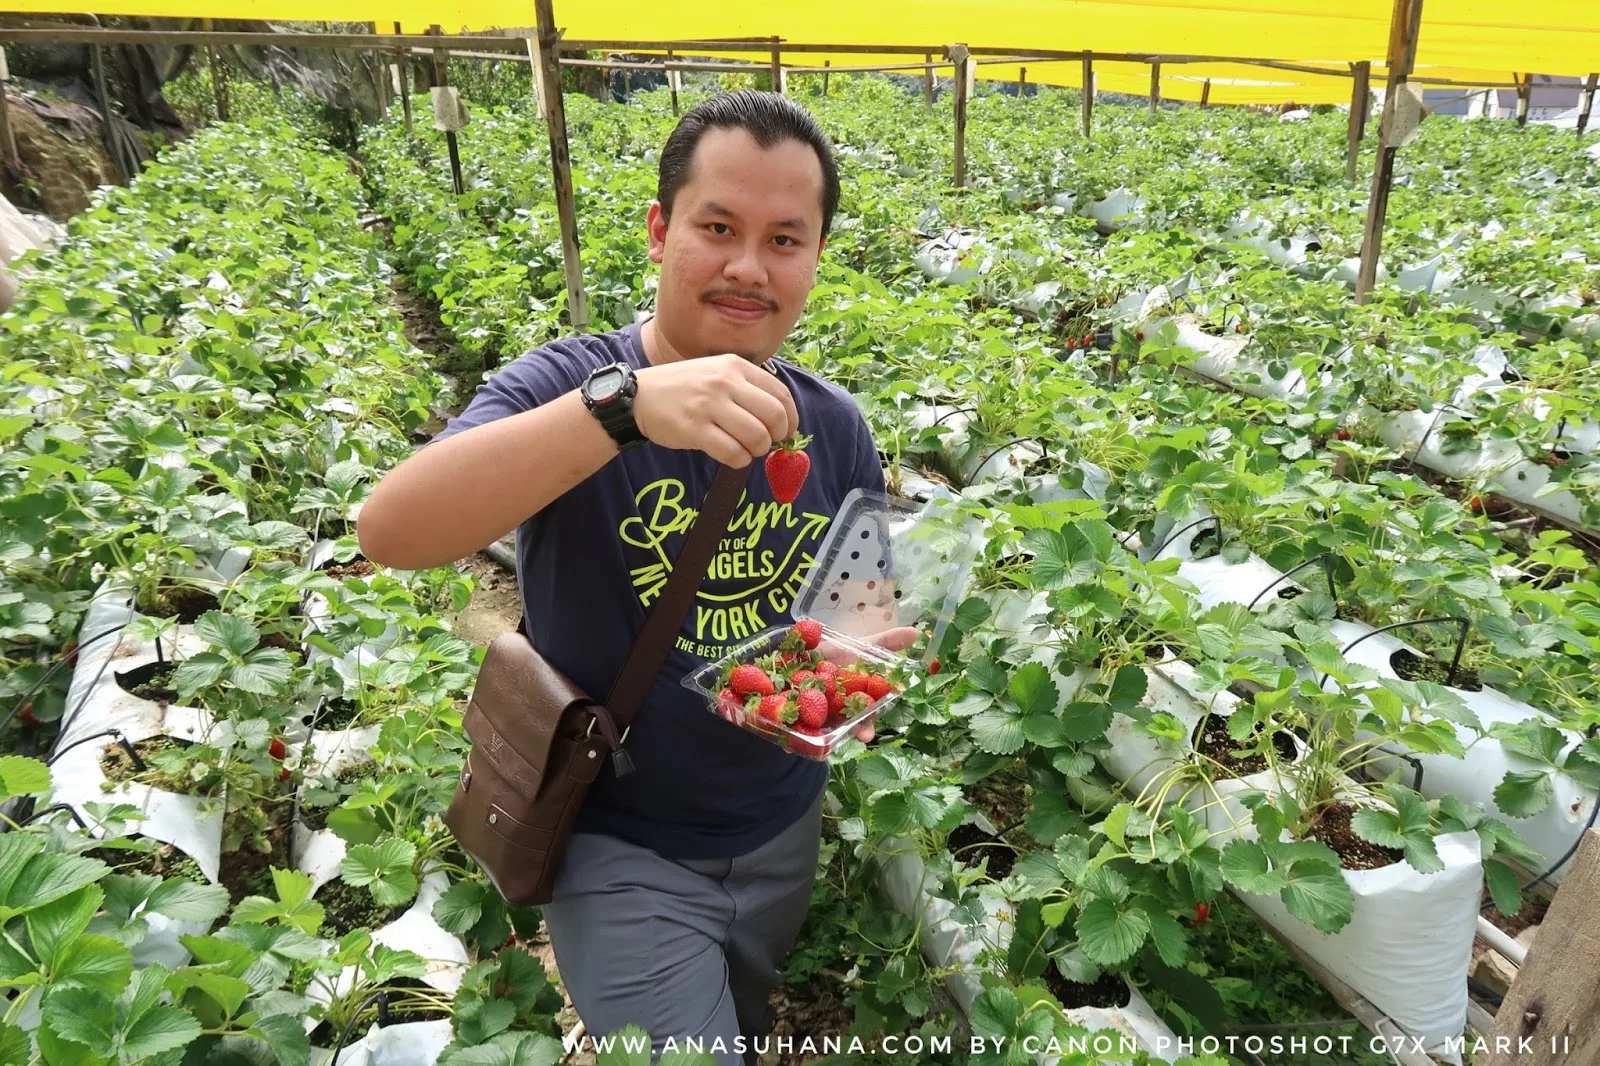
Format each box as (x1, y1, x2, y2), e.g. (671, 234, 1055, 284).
(657, 90, 841, 236)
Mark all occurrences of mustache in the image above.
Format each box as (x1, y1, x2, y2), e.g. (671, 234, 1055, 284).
(701, 289, 778, 311)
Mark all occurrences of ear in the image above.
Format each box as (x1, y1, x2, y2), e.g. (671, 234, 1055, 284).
(646, 201, 668, 265)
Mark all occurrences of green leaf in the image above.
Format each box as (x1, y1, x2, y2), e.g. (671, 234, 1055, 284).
(3, 849, 108, 924)
(968, 986, 1022, 1042)
(1007, 662, 1059, 717)
(340, 838, 419, 908)
(1349, 808, 1408, 850)
(146, 879, 229, 923)
(1494, 770, 1555, 817)
(439, 1032, 564, 1066)
(1484, 860, 1524, 917)
(1041, 900, 1071, 928)
(0, 1023, 30, 1066)
(120, 1004, 202, 1059)
(1106, 664, 1147, 712)
(1019, 714, 1069, 748)
(194, 611, 259, 656)
(1057, 701, 1113, 742)
(242, 1013, 313, 1066)
(166, 969, 250, 1021)
(951, 596, 992, 633)
(326, 805, 383, 846)
(1102, 803, 1132, 849)
(231, 648, 294, 695)
(432, 880, 485, 936)
(1075, 899, 1149, 966)
(52, 935, 132, 996)
(1220, 840, 1285, 895)
(970, 707, 1025, 755)
(27, 886, 102, 973)
(0, 756, 50, 798)
(1143, 908, 1190, 967)
(43, 987, 116, 1054)
(1280, 863, 1356, 934)
(966, 655, 1009, 695)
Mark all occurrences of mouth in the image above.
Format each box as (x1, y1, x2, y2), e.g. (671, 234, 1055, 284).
(705, 293, 776, 324)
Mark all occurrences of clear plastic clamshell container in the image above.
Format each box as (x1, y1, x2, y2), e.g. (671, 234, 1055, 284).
(682, 489, 980, 760)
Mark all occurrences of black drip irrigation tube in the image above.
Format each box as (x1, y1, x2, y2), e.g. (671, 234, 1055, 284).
(2, 616, 128, 734)
(968, 435, 1049, 485)
(1322, 616, 1471, 692)
(327, 991, 392, 1065)
(1150, 515, 1223, 559)
(1246, 552, 1339, 611)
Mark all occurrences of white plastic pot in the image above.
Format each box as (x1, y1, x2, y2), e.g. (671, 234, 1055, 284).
(914, 229, 985, 285)
(1084, 189, 1146, 233)
(311, 1020, 454, 1066)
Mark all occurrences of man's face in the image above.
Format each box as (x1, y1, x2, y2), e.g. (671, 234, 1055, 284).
(647, 127, 827, 361)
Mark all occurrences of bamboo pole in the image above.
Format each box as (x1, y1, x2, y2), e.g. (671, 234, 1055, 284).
(1149, 60, 1160, 113)
(201, 18, 229, 121)
(0, 49, 16, 169)
(923, 52, 934, 109)
(1579, 73, 1597, 135)
(1346, 60, 1371, 182)
(90, 42, 125, 182)
(1082, 55, 1094, 136)
(952, 44, 970, 188)
(667, 49, 679, 113)
(533, 0, 588, 331)
(1018, 66, 1026, 99)
(1200, 79, 1211, 108)
(1355, 0, 1423, 304)
(1516, 72, 1531, 127)
(429, 25, 464, 196)
(823, 59, 830, 96)
(395, 21, 413, 136)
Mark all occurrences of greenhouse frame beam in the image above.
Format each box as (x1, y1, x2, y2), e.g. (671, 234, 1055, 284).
(1355, 0, 1424, 304)
(0, 27, 526, 50)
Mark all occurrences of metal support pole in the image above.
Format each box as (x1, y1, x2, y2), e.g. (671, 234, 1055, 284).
(1355, 0, 1423, 304)
(1149, 60, 1160, 113)
(822, 59, 830, 96)
(201, 18, 228, 121)
(952, 44, 970, 188)
(1579, 73, 1597, 135)
(0, 49, 17, 168)
(1082, 54, 1094, 136)
(923, 52, 934, 108)
(395, 21, 413, 136)
(1515, 72, 1531, 127)
(534, 0, 588, 331)
(1346, 60, 1371, 182)
(430, 25, 464, 195)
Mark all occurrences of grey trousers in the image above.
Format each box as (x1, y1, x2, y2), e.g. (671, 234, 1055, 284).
(543, 790, 825, 1066)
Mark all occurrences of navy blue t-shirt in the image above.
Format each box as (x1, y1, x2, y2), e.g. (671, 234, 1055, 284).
(431, 322, 885, 859)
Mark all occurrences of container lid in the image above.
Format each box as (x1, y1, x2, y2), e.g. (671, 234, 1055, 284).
(792, 489, 981, 663)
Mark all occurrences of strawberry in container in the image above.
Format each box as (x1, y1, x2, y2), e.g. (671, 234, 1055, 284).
(683, 489, 980, 761)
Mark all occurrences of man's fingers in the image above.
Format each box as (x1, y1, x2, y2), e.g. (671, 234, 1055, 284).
(870, 626, 922, 654)
(853, 714, 876, 743)
(746, 362, 801, 439)
(701, 425, 754, 469)
(714, 405, 774, 460)
(732, 379, 791, 449)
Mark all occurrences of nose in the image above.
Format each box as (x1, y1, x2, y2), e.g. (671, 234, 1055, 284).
(722, 236, 768, 288)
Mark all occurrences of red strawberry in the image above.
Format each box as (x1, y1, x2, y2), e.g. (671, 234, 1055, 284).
(815, 660, 839, 680)
(729, 664, 776, 697)
(795, 688, 830, 728)
(756, 693, 793, 724)
(1134, 330, 1145, 342)
(19, 702, 38, 727)
(1192, 902, 1210, 925)
(280, 767, 292, 782)
(1467, 494, 1486, 515)
(765, 434, 812, 505)
(268, 737, 287, 761)
(928, 658, 942, 675)
(791, 619, 823, 650)
(1082, 333, 1094, 348)
(789, 725, 831, 758)
(717, 687, 743, 721)
(840, 691, 873, 718)
(864, 674, 894, 701)
(837, 670, 870, 696)
(1334, 428, 1352, 441)
(789, 669, 816, 688)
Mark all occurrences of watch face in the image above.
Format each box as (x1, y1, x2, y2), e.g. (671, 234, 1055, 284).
(589, 367, 624, 403)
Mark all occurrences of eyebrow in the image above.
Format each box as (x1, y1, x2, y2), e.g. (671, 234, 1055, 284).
(701, 201, 807, 231)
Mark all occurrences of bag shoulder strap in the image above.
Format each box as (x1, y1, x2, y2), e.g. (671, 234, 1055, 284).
(605, 461, 748, 726)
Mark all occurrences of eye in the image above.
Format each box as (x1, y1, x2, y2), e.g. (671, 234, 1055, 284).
(707, 223, 732, 235)
(773, 235, 798, 247)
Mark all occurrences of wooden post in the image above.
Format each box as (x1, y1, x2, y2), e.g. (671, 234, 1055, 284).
(90, 43, 125, 181)
(1346, 60, 1371, 182)
(395, 21, 413, 137)
(1018, 66, 1026, 99)
(1355, 0, 1423, 304)
(429, 25, 464, 196)
(822, 59, 830, 96)
(667, 49, 679, 113)
(1149, 60, 1161, 113)
(0, 49, 17, 169)
(1082, 54, 1094, 136)
(201, 18, 229, 121)
(1481, 829, 1600, 1066)
(770, 42, 782, 95)
(1579, 73, 1597, 135)
(1200, 79, 1211, 108)
(533, 0, 588, 331)
(1516, 72, 1532, 127)
(622, 67, 631, 100)
(951, 44, 970, 188)
(370, 22, 388, 116)
(923, 52, 934, 109)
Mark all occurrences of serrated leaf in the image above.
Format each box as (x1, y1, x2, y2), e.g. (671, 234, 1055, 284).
(147, 879, 229, 923)
(432, 880, 484, 935)
(231, 648, 293, 695)
(27, 886, 101, 973)
(1220, 840, 1285, 895)
(1349, 808, 1408, 850)
(42, 987, 115, 1054)
(0, 756, 50, 798)
(1102, 804, 1132, 849)
(1075, 899, 1149, 966)
(1007, 662, 1059, 717)
(340, 838, 418, 908)
(193, 611, 259, 657)
(1144, 908, 1190, 967)
(1494, 770, 1555, 817)
(121, 1004, 202, 1058)
(1057, 701, 1113, 742)
(51, 934, 131, 996)
(1280, 863, 1356, 934)
(1019, 714, 1069, 747)
(968, 985, 1021, 1042)
(1484, 860, 1524, 917)
(970, 707, 1026, 755)
(1107, 664, 1147, 712)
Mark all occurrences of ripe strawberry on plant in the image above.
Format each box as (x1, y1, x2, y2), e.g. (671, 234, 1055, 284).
(765, 434, 812, 505)
(1334, 428, 1352, 441)
(268, 737, 288, 761)
(729, 664, 776, 697)
(1192, 902, 1210, 925)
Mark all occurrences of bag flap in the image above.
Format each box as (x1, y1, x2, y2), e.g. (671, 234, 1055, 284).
(464, 632, 595, 790)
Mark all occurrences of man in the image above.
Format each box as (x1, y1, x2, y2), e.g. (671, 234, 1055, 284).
(359, 91, 903, 1064)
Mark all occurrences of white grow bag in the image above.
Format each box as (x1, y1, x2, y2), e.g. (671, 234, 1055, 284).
(1324, 620, 1597, 886)
(311, 1020, 454, 1066)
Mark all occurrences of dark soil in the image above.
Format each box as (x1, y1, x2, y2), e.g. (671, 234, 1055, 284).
(1193, 714, 1298, 778)
(317, 876, 411, 938)
(318, 516, 354, 540)
(100, 736, 210, 794)
(117, 661, 180, 705)
(1391, 648, 1483, 692)
(218, 806, 294, 905)
(139, 584, 221, 624)
(762, 981, 855, 1066)
(1305, 803, 1402, 871)
(1533, 450, 1571, 469)
(1484, 898, 1548, 939)
(315, 697, 364, 730)
(1335, 602, 1366, 622)
(258, 632, 303, 657)
(1189, 526, 1223, 560)
(966, 773, 1029, 835)
(948, 822, 1017, 880)
(323, 559, 377, 580)
(86, 841, 210, 885)
(1042, 967, 1129, 1009)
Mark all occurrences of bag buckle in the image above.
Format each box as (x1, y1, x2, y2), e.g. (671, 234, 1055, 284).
(581, 708, 634, 778)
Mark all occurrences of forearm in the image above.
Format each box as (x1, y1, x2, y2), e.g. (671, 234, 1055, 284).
(358, 390, 617, 570)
